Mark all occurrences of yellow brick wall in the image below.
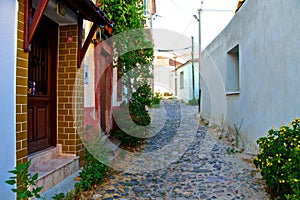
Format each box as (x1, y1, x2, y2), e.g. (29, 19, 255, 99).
(16, 0, 29, 164)
(57, 25, 85, 164)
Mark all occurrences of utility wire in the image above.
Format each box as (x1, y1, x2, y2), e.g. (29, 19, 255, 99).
(169, 0, 191, 15)
(168, 17, 194, 48)
(156, 0, 235, 50)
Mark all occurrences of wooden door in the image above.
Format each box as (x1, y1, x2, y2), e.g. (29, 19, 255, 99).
(95, 42, 113, 133)
(27, 16, 57, 154)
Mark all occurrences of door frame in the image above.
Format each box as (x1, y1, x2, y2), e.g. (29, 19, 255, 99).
(27, 15, 58, 154)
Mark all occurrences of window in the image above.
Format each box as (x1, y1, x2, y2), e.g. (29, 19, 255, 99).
(180, 71, 184, 89)
(226, 45, 240, 94)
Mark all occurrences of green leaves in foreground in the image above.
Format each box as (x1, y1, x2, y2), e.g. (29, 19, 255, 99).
(5, 160, 43, 200)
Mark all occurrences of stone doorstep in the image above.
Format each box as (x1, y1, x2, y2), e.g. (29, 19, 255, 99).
(28, 147, 79, 194)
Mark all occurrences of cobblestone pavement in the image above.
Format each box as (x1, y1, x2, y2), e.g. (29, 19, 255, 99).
(84, 100, 269, 200)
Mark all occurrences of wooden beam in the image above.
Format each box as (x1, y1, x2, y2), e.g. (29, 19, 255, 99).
(77, 16, 83, 68)
(23, 0, 29, 51)
(28, 0, 49, 44)
(24, 0, 49, 51)
(64, 0, 93, 22)
(79, 23, 99, 66)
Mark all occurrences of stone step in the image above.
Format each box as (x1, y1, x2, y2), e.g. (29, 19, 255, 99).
(38, 170, 81, 200)
(28, 147, 79, 194)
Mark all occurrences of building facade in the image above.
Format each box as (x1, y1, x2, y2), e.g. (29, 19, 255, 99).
(0, 0, 113, 195)
(200, 0, 300, 152)
(175, 60, 199, 103)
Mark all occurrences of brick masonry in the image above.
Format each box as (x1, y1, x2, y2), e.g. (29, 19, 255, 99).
(16, 0, 29, 164)
(57, 25, 85, 164)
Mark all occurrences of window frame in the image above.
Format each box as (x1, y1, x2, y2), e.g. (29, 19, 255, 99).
(226, 44, 240, 95)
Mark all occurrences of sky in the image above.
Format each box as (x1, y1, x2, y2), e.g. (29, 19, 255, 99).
(152, 0, 238, 60)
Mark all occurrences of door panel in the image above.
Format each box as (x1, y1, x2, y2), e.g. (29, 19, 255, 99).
(37, 106, 47, 139)
(27, 107, 34, 142)
(28, 98, 51, 153)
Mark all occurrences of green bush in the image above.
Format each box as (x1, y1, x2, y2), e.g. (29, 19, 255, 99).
(129, 84, 152, 126)
(111, 85, 152, 148)
(151, 92, 163, 106)
(253, 118, 300, 199)
(75, 152, 110, 193)
(112, 105, 144, 147)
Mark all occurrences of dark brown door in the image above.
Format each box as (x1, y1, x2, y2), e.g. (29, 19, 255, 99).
(99, 51, 113, 133)
(27, 16, 57, 154)
(100, 53, 108, 132)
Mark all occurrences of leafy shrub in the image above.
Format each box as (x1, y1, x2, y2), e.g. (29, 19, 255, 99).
(111, 85, 152, 147)
(5, 160, 43, 200)
(253, 118, 300, 199)
(51, 192, 65, 200)
(151, 92, 163, 106)
(51, 189, 79, 200)
(76, 125, 112, 192)
(111, 102, 147, 147)
(129, 84, 152, 126)
(75, 152, 110, 193)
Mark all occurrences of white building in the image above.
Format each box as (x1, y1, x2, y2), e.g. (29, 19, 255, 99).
(0, 0, 17, 198)
(200, 0, 300, 152)
(153, 54, 185, 97)
(143, 0, 156, 28)
(175, 60, 199, 103)
(153, 56, 175, 95)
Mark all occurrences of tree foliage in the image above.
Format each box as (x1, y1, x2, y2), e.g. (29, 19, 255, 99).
(98, 0, 154, 97)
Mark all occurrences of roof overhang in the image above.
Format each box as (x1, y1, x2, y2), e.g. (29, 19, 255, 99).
(24, 0, 114, 67)
(32, 0, 78, 25)
(64, 0, 113, 28)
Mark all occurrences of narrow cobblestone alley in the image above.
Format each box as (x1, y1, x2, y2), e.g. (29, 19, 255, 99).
(84, 100, 269, 200)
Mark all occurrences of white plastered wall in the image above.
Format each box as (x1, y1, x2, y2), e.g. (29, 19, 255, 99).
(0, 0, 17, 198)
(201, 0, 300, 152)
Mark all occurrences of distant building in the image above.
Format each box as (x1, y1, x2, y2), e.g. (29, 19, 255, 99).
(174, 59, 199, 103)
(153, 54, 183, 97)
(143, 0, 156, 28)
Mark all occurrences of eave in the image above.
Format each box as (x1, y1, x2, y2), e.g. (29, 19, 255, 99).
(24, 0, 114, 68)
